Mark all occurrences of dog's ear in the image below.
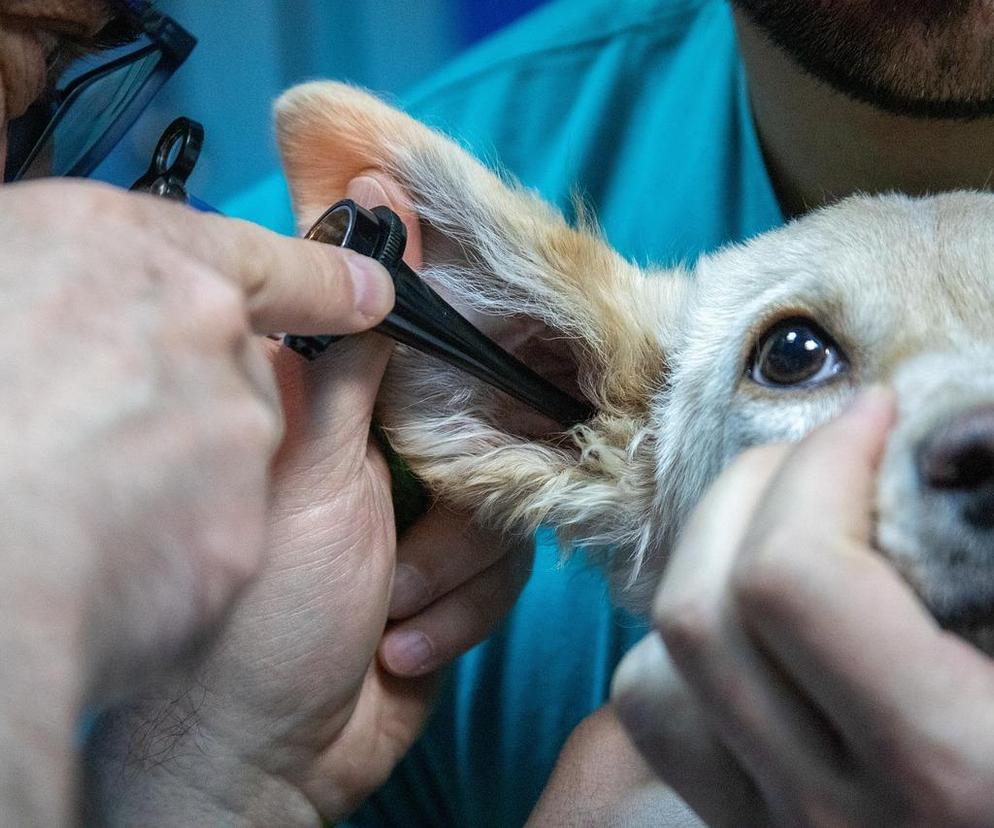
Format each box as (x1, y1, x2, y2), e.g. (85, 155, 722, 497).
(275, 82, 685, 594)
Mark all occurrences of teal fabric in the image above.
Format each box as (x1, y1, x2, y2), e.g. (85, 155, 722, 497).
(225, 0, 783, 824)
(224, 172, 297, 236)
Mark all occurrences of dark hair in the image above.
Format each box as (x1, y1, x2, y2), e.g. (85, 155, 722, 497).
(91, 0, 148, 49)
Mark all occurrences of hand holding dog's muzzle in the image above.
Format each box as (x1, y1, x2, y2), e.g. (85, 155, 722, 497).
(612, 389, 994, 827)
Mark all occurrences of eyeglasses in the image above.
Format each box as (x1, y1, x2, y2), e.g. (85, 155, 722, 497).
(4, 0, 196, 183)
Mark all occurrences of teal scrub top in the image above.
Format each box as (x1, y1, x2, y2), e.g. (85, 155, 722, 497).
(225, 0, 783, 824)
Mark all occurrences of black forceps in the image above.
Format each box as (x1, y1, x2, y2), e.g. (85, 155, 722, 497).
(133, 118, 595, 428)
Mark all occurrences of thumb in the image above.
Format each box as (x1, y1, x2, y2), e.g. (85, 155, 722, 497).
(271, 171, 413, 474)
(273, 332, 392, 462)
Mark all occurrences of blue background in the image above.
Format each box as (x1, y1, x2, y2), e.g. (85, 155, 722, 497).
(98, 1, 547, 205)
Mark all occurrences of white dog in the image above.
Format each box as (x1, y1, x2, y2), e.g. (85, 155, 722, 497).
(277, 81, 994, 648)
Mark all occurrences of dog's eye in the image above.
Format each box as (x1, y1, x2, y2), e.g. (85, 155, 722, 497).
(750, 317, 847, 387)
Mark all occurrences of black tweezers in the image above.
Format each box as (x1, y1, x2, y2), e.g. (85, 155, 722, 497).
(135, 118, 594, 428)
(283, 199, 595, 428)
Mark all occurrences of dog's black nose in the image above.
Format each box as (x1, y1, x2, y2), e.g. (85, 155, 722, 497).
(918, 406, 994, 529)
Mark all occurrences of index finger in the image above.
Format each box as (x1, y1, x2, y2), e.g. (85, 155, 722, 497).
(128, 190, 396, 335)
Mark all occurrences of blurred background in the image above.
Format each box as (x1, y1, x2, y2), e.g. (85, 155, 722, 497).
(96, 1, 548, 205)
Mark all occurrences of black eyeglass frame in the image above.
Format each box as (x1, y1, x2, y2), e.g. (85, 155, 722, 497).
(5, 2, 196, 182)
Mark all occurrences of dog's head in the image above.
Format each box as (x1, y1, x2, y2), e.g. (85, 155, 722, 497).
(277, 82, 994, 645)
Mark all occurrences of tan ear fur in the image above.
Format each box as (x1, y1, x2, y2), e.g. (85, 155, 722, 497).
(275, 81, 684, 590)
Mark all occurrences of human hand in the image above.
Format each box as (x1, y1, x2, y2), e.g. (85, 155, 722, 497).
(84, 328, 416, 824)
(613, 388, 994, 827)
(0, 178, 394, 815)
(81, 174, 499, 825)
(83, 172, 544, 824)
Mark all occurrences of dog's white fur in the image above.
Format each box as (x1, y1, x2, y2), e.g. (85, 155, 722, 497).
(277, 82, 994, 638)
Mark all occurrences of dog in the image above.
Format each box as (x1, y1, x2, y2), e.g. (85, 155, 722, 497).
(276, 81, 994, 647)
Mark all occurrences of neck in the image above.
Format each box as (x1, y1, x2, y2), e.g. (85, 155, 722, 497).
(733, 11, 994, 217)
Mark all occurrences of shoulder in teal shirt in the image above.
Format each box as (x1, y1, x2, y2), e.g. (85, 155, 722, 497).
(226, 1, 782, 824)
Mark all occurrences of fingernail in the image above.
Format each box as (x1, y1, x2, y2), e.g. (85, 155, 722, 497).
(611, 632, 667, 702)
(347, 253, 394, 319)
(389, 563, 431, 618)
(381, 630, 434, 676)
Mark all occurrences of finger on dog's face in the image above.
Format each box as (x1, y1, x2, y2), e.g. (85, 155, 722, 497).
(728, 389, 927, 747)
(654, 443, 788, 622)
(612, 634, 766, 828)
(737, 387, 896, 569)
(721, 388, 994, 804)
(652, 442, 853, 812)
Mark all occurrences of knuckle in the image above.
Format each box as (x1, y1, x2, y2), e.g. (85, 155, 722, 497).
(613, 634, 687, 712)
(73, 180, 138, 223)
(175, 469, 269, 622)
(200, 268, 247, 318)
(180, 267, 251, 345)
(208, 527, 264, 594)
(196, 508, 266, 606)
(731, 528, 805, 617)
(20, 179, 126, 226)
(655, 594, 719, 664)
(227, 394, 282, 454)
(256, 373, 285, 451)
(222, 218, 272, 300)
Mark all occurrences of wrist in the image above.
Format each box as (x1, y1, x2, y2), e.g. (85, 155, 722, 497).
(0, 519, 96, 821)
(0, 591, 85, 823)
(84, 697, 322, 827)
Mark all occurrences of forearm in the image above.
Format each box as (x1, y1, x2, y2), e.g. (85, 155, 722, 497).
(527, 706, 704, 828)
(0, 685, 78, 825)
(83, 700, 321, 827)
(0, 721, 75, 826)
(0, 598, 84, 825)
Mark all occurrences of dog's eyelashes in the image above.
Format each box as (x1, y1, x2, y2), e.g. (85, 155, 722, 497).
(749, 316, 849, 388)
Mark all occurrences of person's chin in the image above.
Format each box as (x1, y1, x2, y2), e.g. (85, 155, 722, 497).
(733, 0, 994, 119)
